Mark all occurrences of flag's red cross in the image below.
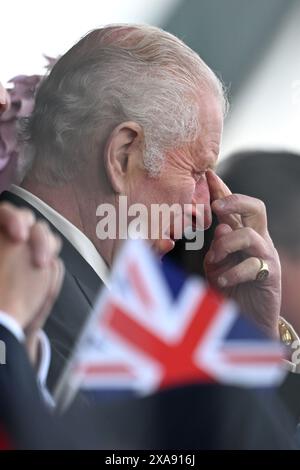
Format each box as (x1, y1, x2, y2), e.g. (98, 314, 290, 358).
(127, 260, 154, 311)
(100, 288, 223, 388)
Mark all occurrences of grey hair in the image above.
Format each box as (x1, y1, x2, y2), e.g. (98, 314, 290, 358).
(21, 24, 228, 184)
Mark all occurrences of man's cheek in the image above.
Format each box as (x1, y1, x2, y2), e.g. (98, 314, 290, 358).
(194, 179, 212, 230)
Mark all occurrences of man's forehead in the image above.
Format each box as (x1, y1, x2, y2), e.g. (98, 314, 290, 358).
(191, 109, 223, 170)
(194, 92, 224, 165)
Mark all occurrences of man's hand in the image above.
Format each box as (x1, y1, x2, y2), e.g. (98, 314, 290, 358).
(0, 224, 63, 330)
(0, 202, 59, 267)
(204, 170, 281, 339)
(0, 203, 64, 365)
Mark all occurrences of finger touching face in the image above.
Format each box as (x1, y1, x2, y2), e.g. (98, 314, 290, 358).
(207, 170, 243, 230)
(208, 170, 268, 236)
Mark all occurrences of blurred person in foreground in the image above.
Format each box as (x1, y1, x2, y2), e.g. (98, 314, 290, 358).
(0, 201, 66, 448)
(0, 25, 284, 395)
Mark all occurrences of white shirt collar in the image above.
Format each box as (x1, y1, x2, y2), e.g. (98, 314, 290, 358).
(10, 185, 110, 286)
(0, 310, 25, 343)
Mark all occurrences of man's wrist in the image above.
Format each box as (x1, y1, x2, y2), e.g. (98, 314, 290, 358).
(0, 295, 28, 330)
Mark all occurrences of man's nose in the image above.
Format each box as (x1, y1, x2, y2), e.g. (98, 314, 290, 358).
(192, 178, 212, 230)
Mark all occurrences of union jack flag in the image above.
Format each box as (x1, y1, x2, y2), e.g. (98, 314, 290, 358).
(60, 240, 286, 403)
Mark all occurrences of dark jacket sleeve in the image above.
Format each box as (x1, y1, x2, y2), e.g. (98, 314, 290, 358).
(69, 383, 298, 450)
(0, 325, 78, 449)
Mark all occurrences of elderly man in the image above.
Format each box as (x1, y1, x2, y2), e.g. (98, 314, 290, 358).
(0, 24, 281, 394)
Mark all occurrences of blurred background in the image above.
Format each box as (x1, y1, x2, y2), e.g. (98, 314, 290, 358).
(1, 0, 300, 158)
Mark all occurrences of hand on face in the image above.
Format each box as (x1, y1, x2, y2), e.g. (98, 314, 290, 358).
(0, 203, 64, 363)
(204, 170, 281, 339)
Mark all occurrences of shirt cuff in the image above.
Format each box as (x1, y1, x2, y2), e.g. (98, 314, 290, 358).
(282, 358, 296, 373)
(35, 329, 56, 408)
(36, 329, 51, 386)
(0, 312, 55, 406)
(279, 316, 300, 373)
(0, 310, 25, 342)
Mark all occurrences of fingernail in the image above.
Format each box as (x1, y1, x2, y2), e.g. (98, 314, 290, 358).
(206, 251, 215, 263)
(214, 199, 226, 210)
(218, 276, 227, 287)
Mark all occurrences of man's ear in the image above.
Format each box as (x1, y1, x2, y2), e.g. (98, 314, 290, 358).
(103, 121, 144, 193)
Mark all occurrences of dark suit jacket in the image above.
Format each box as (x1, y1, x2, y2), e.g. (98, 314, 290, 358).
(0, 191, 104, 394)
(0, 325, 77, 449)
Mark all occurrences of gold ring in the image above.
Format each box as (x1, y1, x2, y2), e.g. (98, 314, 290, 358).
(255, 258, 269, 281)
